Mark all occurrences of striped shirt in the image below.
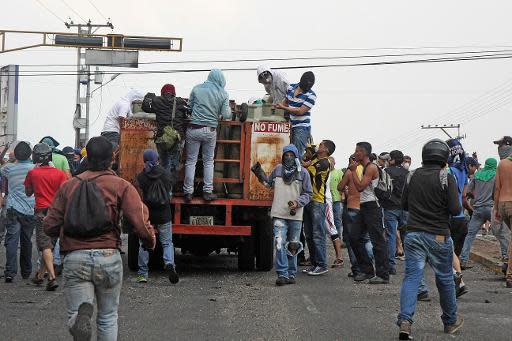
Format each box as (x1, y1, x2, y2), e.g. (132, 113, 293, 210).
(286, 83, 316, 129)
(1, 161, 35, 216)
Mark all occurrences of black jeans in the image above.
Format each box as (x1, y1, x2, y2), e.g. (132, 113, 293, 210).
(449, 217, 468, 257)
(348, 201, 389, 279)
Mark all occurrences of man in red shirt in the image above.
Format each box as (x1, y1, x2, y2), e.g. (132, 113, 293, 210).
(25, 143, 67, 291)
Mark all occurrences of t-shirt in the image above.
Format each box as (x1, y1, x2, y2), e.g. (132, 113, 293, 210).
(329, 168, 344, 202)
(24, 165, 68, 209)
(449, 166, 468, 218)
(286, 83, 316, 129)
(467, 177, 495, 208)
(307, 157, 330, 203)
(1, 161, 35, 215)
(51, 153, 70, 172)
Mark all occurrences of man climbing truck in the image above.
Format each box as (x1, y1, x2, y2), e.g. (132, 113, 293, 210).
(120, 103, 290, 271)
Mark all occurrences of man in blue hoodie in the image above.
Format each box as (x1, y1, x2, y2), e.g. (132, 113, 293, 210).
(183, 69, 232, 202)
(253, 144, 312, 285)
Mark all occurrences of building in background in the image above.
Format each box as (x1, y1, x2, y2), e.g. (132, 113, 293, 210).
(0, 65, 19, 147)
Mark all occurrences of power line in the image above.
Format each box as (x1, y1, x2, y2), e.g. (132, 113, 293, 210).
(86, 0, 108, 21)
(60, 0, 87, 23)
(34, 0, 66, 23)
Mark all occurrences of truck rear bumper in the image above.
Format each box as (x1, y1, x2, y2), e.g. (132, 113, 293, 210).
(173, 224, 252, 236)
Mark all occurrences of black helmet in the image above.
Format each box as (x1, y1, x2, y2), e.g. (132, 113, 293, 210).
(32, 143, 52, 164)
(422, 139, 449, 164)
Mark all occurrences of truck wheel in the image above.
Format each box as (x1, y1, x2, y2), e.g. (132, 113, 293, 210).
(127, 232, 139, 271)
(237, 235, 255, 271)
(256, 216, 273, 271)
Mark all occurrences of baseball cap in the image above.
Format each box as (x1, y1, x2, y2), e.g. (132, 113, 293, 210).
(493, 136, 512, 146)
(466, 157, 481, 167)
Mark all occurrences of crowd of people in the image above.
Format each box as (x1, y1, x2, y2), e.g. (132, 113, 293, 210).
(0, 65, 511, 341)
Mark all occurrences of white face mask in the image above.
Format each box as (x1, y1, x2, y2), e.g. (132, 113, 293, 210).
(403, 162, 410, 170)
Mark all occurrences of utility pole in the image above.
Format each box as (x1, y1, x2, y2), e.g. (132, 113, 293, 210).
(420, 123, 465, 140)
(65, 20, 114, 147)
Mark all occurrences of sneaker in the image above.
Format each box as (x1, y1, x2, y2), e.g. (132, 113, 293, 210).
(331, 259, 344, 268)
(444, 314, 464, 334)
(203, 192, 217, 201)
(456, 285, 468, 298)
(398, 320, 413, 340)
(165, 264, 179, 284)
(46, 279, 59, 291)
(347, 272, 355, 278)
(31, 276, 44, 286)
(369, 276, 389, 284)
(136, 275, 148, 283)
(5, 276, 13, 283)
(275, 276, 288, 286)
(70, 302, 93, 341)
(286, 277, 296, 285)
(184, 194, 193, 203)
(353, 272, 374, 282)
(460, 263, 473, 270)
(302, 266, 315, 273)
(307, 266, 328, 276)
(417, 291, 431, 302)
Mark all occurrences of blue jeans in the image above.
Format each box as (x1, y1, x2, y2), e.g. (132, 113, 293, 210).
(398, 232, 457, 326)
(460, 206, 492, 264)
(332, 201, 343, 236)
(63, 249, 123, 341)
(183, 127, 217, 194)
(290, 127, 311, 159)
(4, 208, 34, 278)
(342, 208, 374, 275)
(157, 140, 184, 174)
(273, 218, 303, 279)
(138, 221, 175, 277)
(303, 201, 328, 269)
(384, 209, 407, 272)
(53, 239, 62, 266)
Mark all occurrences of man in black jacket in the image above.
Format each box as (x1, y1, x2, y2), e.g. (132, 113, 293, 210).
(397, 139, 464, 340)
(381, 150, 409, 275)
(142, 84, 189, 176)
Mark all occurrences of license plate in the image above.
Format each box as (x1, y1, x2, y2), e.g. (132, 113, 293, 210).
(190, 216, 214, 226)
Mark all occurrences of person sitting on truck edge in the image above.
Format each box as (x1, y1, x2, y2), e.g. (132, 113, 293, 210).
(275, 71, 316, 159)
(44, 136, 156, 341)
(256, 65, 289, 104)
(142, 84, 189, 177)
(135, 149, 179, 284)
(252, 144, 312, 286)
(101, 89, 145, 150)
(301, 140, 336, 276)
(183, 69, 232, 202)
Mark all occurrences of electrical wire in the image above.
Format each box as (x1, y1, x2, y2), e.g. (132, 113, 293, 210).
(60, 0, 87, 23)
(86, 0, 108, 22)
(34, 0, 66, 23)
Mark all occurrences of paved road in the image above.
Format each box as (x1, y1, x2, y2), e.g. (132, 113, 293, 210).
(1, 241, 511, 340)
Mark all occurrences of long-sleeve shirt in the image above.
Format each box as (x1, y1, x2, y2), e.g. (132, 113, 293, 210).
(44, 170, 155, 253)
(402, 165, 461, 236)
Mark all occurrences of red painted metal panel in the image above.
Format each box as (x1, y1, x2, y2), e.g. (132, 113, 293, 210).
(173, 224, 252, 236)
(171, 197, 272, 206)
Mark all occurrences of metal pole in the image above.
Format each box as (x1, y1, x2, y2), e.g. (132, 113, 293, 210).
(74, 24, 82, 147)
(85, 24, 92, 142)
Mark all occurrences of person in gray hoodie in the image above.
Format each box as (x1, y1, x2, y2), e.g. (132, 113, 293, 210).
(256, 65, 289, 104)
(252, 144, 312, 286)
(183, 69, 232, 202)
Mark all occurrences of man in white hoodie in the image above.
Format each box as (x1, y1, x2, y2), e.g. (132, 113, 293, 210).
(101, 89, 145, 149)
(256, 65, 289, 104)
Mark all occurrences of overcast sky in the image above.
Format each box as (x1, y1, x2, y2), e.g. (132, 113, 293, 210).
(0, 0, 510, 167)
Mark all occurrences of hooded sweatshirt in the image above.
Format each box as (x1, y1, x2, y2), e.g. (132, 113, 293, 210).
(102, 90, 145, 134)
(256, 66, 289, 104)
(265, 144, 312, 220)
(136, 165, 172, 224)
(189, 69, 232, 128)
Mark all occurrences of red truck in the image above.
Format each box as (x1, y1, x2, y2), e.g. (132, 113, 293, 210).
(119, 116, 290, 271)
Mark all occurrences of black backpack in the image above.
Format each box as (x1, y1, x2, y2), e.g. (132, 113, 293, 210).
(63, 174, 113, 238)
(144, 178, 170, 207)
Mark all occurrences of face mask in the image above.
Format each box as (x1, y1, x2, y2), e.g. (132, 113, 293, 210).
(498, 145, 512, 160)
(403, 162, 410, 170)
(283, 155, 296, 169)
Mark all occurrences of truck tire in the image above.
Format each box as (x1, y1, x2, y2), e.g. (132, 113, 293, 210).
(237, 235, 255, 271)
(127, 232, 139, 271)
(256, 216, 273, 271)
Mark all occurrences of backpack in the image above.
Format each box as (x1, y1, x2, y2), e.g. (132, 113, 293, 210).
(143, 178, 170, 207)
(63, 174, 113, 238)
(364, 163, 393, 202)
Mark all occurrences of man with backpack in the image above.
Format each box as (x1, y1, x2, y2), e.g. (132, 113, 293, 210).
(135, 149, 179, 284)
(348, 142, 390, 284)
(381, 150, 409, 275)
(2, 141, 35, 283)
(44, 136, 156, 341)
(397, 139, 464, 340)
(142, 84, 189, 175)
(25, 143, 67, 291)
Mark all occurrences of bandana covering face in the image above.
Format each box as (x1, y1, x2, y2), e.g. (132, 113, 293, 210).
(498, 145, 512, 160)
(473, 158, 497, 182)
(282, 144, 300, 184)
(143, 149, 159, 173)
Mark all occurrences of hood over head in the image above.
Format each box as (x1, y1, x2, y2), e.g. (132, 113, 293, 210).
(257, 65, 271, 77)
(39, 136, 59, 150)
(283, 144, 299, 158)
(207, 69, 226, 89)
(122, 89, 145, 103)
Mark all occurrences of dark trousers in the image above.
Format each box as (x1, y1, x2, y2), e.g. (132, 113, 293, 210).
(449, 217, 468, 257)
(348, 201, 389, 279)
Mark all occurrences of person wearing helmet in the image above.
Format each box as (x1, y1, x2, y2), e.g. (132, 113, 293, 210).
(256, 65, 289, 104)
(24, 143, 68, 291)
(397, 139, 464, 340)
(39, 136, 71, 178)
(1, 142, 35, 283)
